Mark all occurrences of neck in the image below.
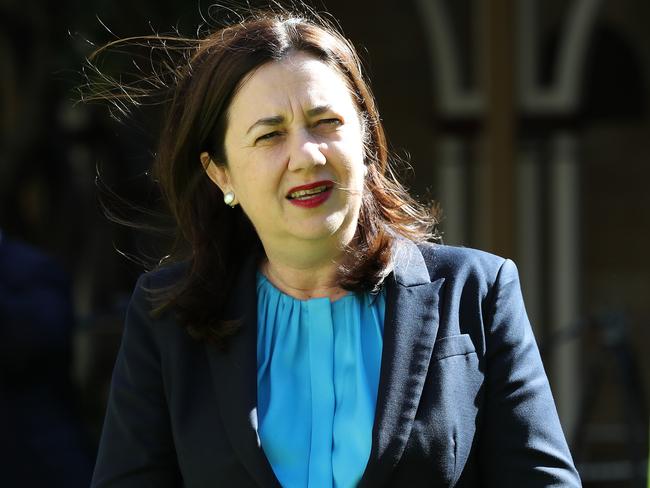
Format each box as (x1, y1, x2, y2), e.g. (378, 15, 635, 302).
(261, 245, 348, 301)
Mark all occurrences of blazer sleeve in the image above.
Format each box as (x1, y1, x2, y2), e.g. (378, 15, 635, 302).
(91, 275, 182, 488)
(479, 259, 581, 487)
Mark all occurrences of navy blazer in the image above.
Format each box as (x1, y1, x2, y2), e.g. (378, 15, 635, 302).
(91, 241, 581, 487)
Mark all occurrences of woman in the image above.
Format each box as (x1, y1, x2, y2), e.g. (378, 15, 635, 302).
(90, 8, 581, 488)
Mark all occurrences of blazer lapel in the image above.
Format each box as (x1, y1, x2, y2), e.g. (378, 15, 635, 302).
(360, 241, 445, 487)
(205, 257, 280, 488)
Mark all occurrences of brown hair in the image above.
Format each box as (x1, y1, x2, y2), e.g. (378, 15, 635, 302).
(86, 7, 438, 347)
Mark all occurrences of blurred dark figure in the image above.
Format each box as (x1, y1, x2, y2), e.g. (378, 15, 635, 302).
(0, 232, 93, 488)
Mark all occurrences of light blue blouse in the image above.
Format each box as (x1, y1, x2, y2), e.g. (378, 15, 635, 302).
(256, 272, 386, 488)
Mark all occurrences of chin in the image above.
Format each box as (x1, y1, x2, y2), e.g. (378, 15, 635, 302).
(290, 213, 352, 242)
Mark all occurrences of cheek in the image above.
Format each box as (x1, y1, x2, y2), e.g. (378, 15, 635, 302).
(232, 165, 280, 209)
(334, 141, 365, 182)
(343, 127, 366, 162)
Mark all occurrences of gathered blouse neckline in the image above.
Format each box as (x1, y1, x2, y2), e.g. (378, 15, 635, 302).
(256, 269, 352, 303)
(255, 271, 386, 488)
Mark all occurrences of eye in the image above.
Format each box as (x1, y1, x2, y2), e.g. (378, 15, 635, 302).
(255, 131, 282, 143)
(317, 118, 342, 127)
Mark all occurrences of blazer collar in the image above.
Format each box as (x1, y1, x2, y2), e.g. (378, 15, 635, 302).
(360, 240, 444, 486)
(205, 240, 444, 487)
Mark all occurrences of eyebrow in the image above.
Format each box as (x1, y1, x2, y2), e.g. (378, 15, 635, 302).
(245, 105, 333, 135)
(306, 105, 332, 117)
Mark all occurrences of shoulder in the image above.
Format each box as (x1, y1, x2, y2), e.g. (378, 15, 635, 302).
(138, 260, 190, 289)
(410, 242, 525, 322)
(415, 242, 514, 287)
(411, 244, 530, 361)
(130, 261, 190, 309)
(123, 261, 191, 342)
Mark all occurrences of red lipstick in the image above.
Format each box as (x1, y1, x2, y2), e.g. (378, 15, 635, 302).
(286, 180, 334, 208)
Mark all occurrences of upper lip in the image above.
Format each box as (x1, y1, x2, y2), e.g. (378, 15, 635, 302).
(286, 180, 334, 198)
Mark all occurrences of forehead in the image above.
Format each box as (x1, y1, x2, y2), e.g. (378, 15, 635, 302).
(227, 52, 357, 125)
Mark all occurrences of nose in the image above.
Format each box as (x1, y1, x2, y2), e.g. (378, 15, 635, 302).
(286, 129, 327, 172)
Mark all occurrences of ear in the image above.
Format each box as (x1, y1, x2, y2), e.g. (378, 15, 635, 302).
(200, 151, 231, 193)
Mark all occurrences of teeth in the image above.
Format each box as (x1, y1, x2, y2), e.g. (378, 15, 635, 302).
(289, 185, 328, 199)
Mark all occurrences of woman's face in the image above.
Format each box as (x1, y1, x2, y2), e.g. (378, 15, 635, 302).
(204, 52, 366, 254)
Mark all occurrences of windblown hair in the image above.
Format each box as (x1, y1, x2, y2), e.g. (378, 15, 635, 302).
(84, 5, 439, 348)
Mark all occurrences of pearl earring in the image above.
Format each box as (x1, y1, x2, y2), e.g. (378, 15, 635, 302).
(224, 191, 236, 207)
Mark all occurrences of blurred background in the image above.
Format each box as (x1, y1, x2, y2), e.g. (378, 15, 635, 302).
(1, 0, 648, 486)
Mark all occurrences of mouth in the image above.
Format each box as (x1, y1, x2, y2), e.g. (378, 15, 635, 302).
(286, 180, 334, 200)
